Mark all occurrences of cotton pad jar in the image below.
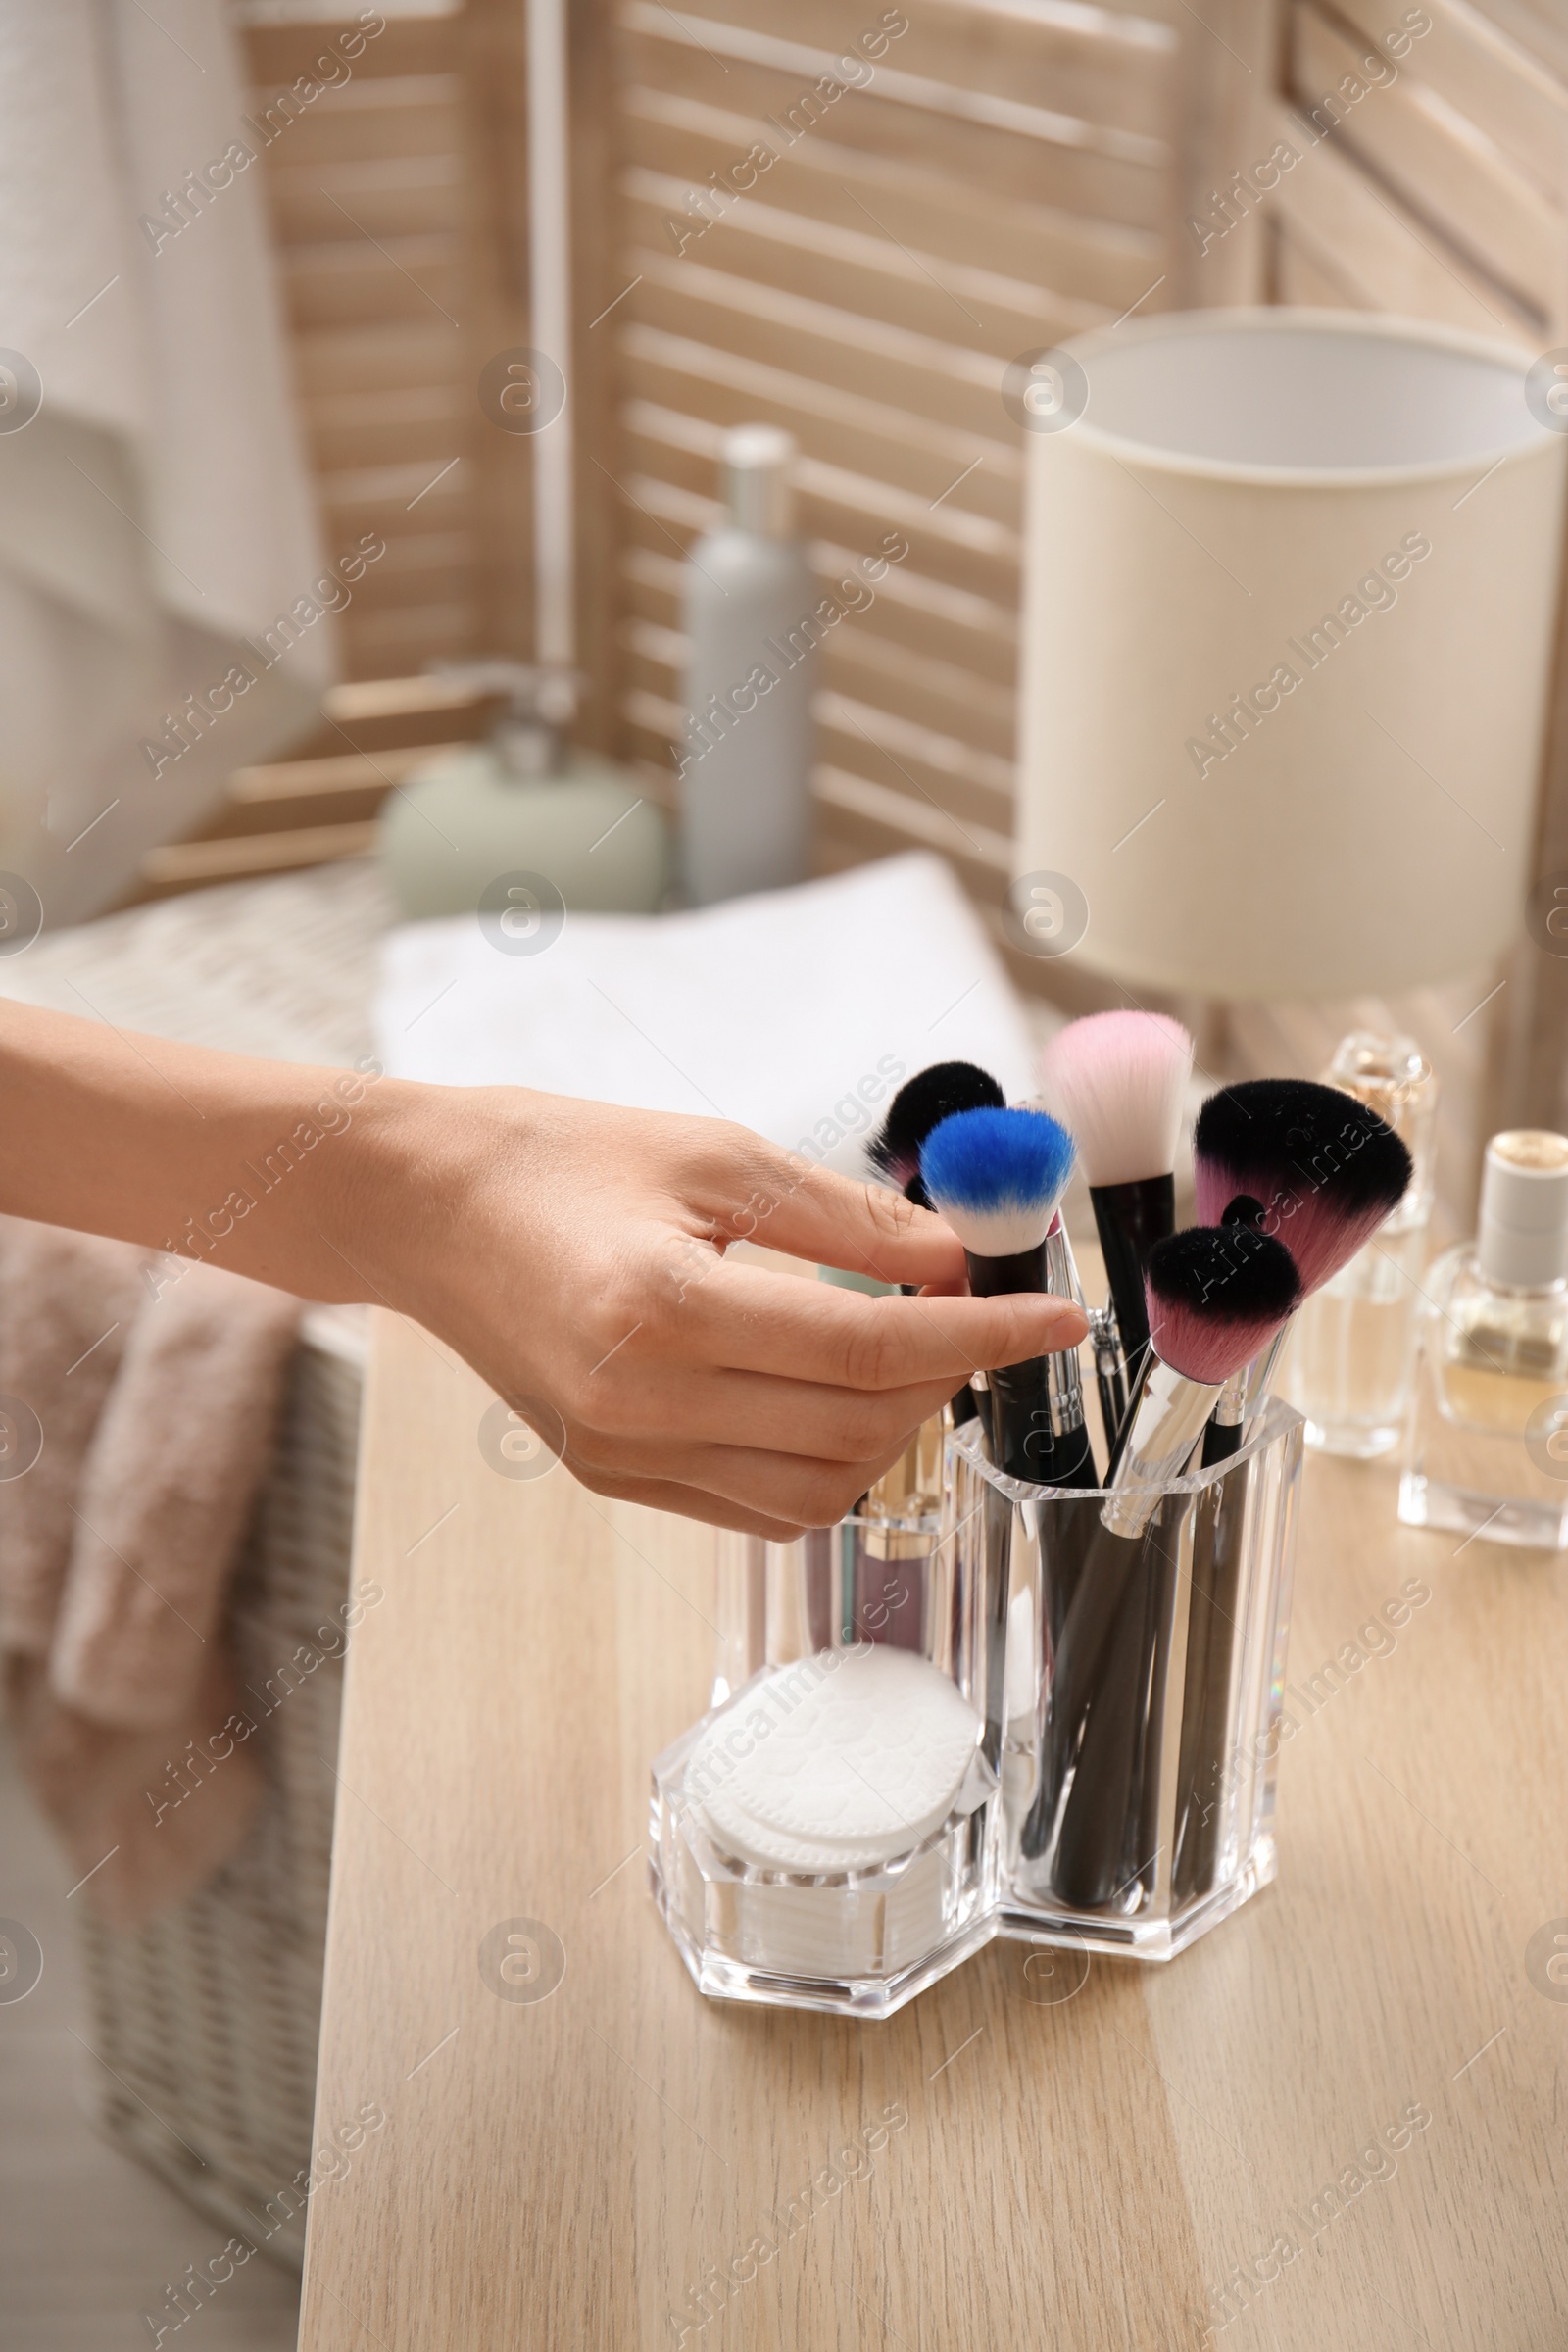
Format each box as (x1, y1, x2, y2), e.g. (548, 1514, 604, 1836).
(649, 1506, 1002, 2018)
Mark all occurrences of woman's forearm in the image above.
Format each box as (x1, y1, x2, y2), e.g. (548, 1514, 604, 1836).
(0, 999, 418, 1299)
(0, 999, 1087, 1534)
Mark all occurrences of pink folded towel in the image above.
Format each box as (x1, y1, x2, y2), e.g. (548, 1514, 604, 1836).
(0, 1225, 146, 1655)
(0, 1218, 302, 1927)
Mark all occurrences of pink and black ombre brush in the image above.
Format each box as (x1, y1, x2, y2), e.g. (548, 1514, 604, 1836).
(1102, 1221, 1303, 1519)
(1169, 1082, 1409, 1901)
(1193, 1078, 1411, 1463)
(1037, 1222, 1301, 1907)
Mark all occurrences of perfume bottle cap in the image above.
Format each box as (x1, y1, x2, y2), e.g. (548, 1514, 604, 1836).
(1478, 1129, 1568, 1288)
(1324, 1031, 1438, 1209)
(723, 423, 795, 537)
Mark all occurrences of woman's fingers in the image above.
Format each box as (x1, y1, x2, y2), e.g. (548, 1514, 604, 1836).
(566, 1426, 904, 1529)
(573, 1364, 965, 1460)
(662, 1257, 1088, 1387)
(405, 1089, 1093, 1535)
(744, 1156, 967, 1289)
(568, 1465, 805, 1541)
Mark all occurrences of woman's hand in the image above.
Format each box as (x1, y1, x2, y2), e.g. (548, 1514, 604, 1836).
(360, 1087, 1088, 1537)
(0, 1004, 1087, 1537)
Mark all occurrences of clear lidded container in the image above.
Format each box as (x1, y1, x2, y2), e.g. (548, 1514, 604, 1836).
(650, 1434, 1001, 2018)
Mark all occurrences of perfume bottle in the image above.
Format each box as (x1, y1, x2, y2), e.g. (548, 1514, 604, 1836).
(1400, 1130, 1568, 1549)
(1282, 1033, 1438, 1457)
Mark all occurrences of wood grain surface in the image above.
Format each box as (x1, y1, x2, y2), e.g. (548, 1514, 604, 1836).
(297, 1308, 1568, 2351)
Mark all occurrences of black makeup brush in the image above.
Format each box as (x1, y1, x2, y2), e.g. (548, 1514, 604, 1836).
(1035, 1011, 1194, 1395)
(1043, 1223, 1301, 1910)
(868, 1060, 1005, 1208)
(920, 1106, 1096, 1488)
(868, 1060, 1005, 1429)
(1194, 1078, 1412, 1463)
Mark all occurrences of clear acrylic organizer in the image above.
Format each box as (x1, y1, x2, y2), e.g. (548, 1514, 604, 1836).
(648, 1445, 1003, 2018)
(649, 1401, 1302, 2011)
(953, 1399, 1304, 1960)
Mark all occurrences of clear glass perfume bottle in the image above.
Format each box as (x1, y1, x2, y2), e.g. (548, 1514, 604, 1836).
(1282, 1032, 1438, 1457)
(1400, 1130, 1568, 1550)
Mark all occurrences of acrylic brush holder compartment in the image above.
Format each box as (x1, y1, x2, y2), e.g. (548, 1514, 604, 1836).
(648, 1482, 1002, 2018)
(950, 1399, 1303, 1961)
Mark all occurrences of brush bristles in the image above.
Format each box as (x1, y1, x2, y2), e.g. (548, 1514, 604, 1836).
(1194, 1078, 1412, 1292)
(920, 1106, 1077, 1257)
(1035, 1010, 1193, 1189)
(868, 1060, 1004, 1201)
(1144, 1224, 1302, 1385)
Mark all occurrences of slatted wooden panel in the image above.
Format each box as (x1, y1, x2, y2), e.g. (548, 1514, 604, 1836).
(239, 2, 533, 680)
(601, 0, 1190, 952)
(1267, 0, 1568, 336)
(1223, 0, 1568, 1206)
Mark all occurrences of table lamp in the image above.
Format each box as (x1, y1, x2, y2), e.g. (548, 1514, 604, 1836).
(1013, 310, 1567, 1000)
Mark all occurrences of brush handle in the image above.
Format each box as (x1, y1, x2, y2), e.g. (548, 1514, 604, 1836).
(1090, 1175, 1176, 1380)
(1024, 1506, 1132, 1858)
(951, 1381, 983, 1428)
(1047, 1520, 1152, 1908)
(1171, 1470, 1249, 1903)
(1102, 1356, 1221, 1532)
(1088, 1306, 1126, 1462)
(965, 1247, 1096, 1488)
(1200, 1322, 1292, 1467)
(1200, 1393, 1246, 1467)
(1044, 1222, 1100, 1486)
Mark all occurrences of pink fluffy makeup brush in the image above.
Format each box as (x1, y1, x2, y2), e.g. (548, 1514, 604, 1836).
(1035, 1011, 1194, 1384)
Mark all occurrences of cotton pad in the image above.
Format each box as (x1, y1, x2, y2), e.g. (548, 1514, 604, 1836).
(687, 1646, 981, 1875)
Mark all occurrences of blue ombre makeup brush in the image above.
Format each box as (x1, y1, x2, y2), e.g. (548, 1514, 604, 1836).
(920, 1106, 1097, 1486)
(867, 1060, 1006, 1433)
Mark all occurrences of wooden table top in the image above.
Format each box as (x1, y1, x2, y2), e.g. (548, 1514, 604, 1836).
(297, 1307, 1568, 2352)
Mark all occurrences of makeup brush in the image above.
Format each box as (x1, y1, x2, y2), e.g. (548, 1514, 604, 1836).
(868, 1060, 1005, 1207)
(1040, 1224, 1301, 1908)
(920, 1105, 1095, 1487)
(1171, 1086, 1407, 1903)
(1104, 1223, 1304, 1508)
(1035, 1011, 1194, 1396)
(1194, 1079, 1412, 1461)
(868, 1059, 1005, 1433)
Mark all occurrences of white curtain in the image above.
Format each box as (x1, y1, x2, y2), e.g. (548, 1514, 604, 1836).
(0, 0, 333, 925)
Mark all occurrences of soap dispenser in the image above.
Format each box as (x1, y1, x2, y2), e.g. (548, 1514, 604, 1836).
(377, 662, 670, 920)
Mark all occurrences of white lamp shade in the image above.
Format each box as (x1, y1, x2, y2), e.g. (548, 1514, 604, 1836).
(1016, 310, 1568, 1000)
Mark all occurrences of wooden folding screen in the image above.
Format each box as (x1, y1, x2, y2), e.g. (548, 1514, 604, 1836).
(195, 2, 1568, 1205)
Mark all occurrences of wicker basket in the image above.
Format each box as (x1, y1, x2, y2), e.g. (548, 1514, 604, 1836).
(77, 1308, 365, 2272)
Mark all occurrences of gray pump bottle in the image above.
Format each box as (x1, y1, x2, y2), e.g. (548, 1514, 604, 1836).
(679, 424, 816, 905)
